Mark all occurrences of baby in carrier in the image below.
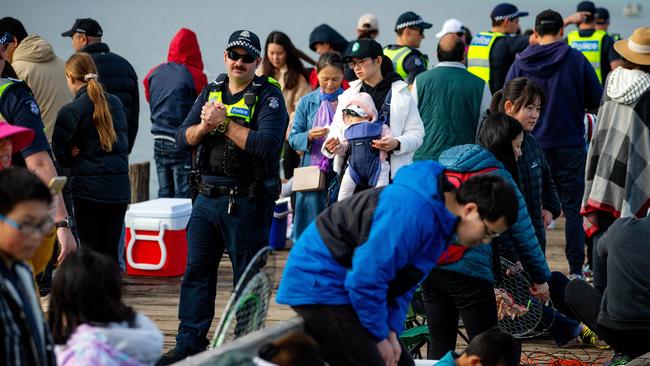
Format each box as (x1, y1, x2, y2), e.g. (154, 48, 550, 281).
(334, 92, 392, 200)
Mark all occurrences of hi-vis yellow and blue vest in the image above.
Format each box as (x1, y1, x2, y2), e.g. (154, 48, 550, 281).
(199, 74, 282, 180)
(383, 45, 428, 80)
(568, 29, 607, 83)
(0, 78, 18, 122)
(207, 75, 281, 124)
(467, 32, 504, 82)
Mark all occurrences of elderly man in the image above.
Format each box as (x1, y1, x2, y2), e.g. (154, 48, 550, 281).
(157, 30, 288, 365)
(411, 33, 491, 161)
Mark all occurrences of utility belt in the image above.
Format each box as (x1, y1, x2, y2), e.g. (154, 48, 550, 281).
(197, 182, 249, 197)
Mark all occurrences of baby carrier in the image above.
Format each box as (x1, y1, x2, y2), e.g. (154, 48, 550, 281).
(342, 89, 393, 188)
(344, 121, 384, 187)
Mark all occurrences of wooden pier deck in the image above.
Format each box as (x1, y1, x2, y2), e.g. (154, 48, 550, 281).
(121, 220, 647, 364)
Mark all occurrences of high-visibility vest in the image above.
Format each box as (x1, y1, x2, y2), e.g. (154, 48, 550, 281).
(568, 29, 607, 83)
(383, 46, 427, 80)
(0, 78, 16, 122)
(467, 31, 504, 82)
(206, 75, 281, 124)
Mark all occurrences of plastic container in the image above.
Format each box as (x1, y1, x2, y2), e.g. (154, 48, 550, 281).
(124, 198, 192, 277)
(269, 197, 291, 250)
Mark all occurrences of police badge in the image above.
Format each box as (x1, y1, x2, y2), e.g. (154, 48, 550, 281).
(268, 97, 279, 109)
(28, 100, 40, 115)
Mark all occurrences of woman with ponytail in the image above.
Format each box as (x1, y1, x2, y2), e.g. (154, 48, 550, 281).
(52, 52, 130, 264)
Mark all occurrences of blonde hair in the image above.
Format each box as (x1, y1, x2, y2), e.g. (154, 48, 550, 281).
(65, 53, 116, 152)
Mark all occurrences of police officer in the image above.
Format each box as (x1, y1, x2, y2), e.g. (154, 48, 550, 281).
(467, 3, 530, 93)
(0, 32, 76, 264)
(158, 30, 288, 365)
(567, 1, 622, 85)
(594, 7, 622, 41)
(383, 11, 432, 85)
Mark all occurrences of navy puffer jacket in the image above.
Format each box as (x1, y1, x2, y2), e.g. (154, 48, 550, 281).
(52, 86, 130, 203)
(81, 42, 139, 153)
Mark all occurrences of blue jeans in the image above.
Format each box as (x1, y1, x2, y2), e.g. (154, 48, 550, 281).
(543, 147, 586, 275)
(175, 193, 274, 354)
(154, 138, 191, 198)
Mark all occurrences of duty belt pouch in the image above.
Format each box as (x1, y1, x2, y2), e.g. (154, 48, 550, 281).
(292, 166, 325, 192)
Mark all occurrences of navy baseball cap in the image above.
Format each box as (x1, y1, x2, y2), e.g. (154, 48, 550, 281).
(61, 18, 103, 37)
(395, 11, 433, 32)
(342, 39, 383, 62)
(0, 32, 11, 46)
(594, 7, 610, 23)
(491, 3, 529, 21)
(226, 30, 261, 58)
(577, 1, 596, 14)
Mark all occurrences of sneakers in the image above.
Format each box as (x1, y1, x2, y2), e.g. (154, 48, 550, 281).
(603, 352, 632, 366)
(568, 273, 585, 281)
(577, 325, 610, 349)
(156, 348, 191, 366)
(582, 264, 594, 283)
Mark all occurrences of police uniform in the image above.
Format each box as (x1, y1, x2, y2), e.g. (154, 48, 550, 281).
(383, 45, 428, 84)
(171, 39, 288, 354)
(0, 78, 51, 163)
(567, 29, 620, 85)
(386, 11, 433, 84)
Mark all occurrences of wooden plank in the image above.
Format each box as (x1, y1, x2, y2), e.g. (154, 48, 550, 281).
(122, 219, 648, 363)
(128, 161, 150, 203)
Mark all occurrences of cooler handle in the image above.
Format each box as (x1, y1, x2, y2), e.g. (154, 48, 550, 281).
(126, 221, 168, 271)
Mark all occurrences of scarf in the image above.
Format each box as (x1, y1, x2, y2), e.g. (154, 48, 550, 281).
(309, 88, 343, 171)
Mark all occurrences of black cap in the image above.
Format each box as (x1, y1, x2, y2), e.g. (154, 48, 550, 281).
(226, 30, 261, 58)
(61, 18, 103, 37)
(342, 39, 383, 62)
(535, 9, 564, 29)
(577, 1, 596, 14)
(594, 7, 610, 22)
(394, 11, 433, 32)
(491, 3, 529, 21)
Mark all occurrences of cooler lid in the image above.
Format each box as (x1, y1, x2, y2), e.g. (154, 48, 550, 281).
(127, 198, 192, 219)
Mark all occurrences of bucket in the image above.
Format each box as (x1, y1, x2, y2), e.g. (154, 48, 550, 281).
(269, 197, 291, 250)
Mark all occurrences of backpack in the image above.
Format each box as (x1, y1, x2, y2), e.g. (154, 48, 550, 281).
(437, 167, 497, 265)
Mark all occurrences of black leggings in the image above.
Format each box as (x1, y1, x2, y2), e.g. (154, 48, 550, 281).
(421, 269, 498, 359)
(73, 198, 127, 264)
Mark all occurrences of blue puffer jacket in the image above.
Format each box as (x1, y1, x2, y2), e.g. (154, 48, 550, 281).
(438, 144, 550, 284)
(276, 161, 458, 341)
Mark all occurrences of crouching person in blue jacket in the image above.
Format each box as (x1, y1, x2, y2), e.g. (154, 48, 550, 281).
(276, 160, 519, 366)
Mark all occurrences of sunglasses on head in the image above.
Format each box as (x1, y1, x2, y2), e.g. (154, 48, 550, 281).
(342, 108, 367, 118)
(227, 50, 257, 63)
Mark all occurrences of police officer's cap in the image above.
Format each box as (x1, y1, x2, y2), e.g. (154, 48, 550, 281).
(594, 7, 610, 23)
(491, 3, 529, 21)
(0, 32, 11, 46)
(61, 18, 103, 38)
(226, 30, 261, 58)
(394, 11, 433, 32)
(577, 1, 596, 15)
(342, 39, 384, 62)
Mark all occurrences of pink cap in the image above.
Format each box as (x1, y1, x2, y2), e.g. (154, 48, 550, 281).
(0, 121, 35, 153)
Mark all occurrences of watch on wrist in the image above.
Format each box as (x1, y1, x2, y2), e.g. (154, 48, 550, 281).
(217, 118, 230, 133)
(55, 216, 73, 229)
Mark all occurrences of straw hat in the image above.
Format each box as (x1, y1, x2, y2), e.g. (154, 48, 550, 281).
(0, 121, 35, 153)
(614, 27, 650, 66)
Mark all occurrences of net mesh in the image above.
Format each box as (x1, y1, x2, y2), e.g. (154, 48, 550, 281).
(211, 246, 276, 348)
(496, 257, 544, 338)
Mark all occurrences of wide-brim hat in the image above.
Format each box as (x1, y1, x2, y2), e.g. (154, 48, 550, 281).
(614, 27, 650, 66)
(0, 121, 35, 153)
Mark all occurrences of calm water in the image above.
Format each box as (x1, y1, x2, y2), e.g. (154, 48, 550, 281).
(7, 0, 647, 195)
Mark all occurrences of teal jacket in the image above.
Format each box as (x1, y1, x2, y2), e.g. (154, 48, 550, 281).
(438, 144, 551, 284)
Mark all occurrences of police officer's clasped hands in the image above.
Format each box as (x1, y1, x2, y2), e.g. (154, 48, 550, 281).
(200, 101, 227, 132)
